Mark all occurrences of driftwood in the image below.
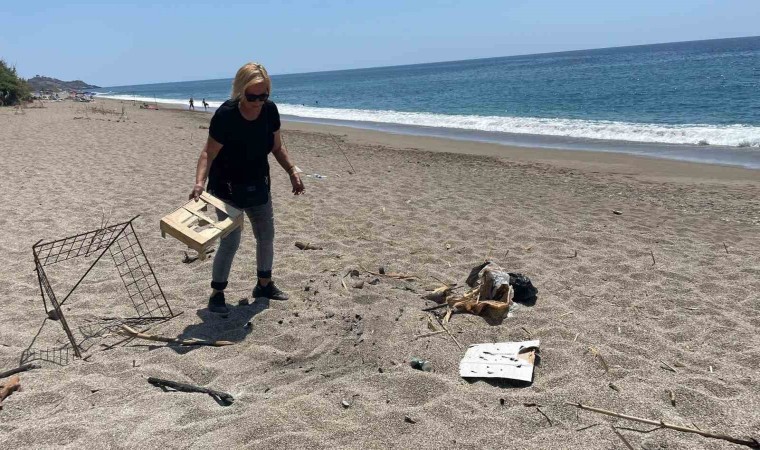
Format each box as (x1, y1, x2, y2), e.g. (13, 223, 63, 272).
(147, 377, 234, 405)
(444, 282, 513, 323)
(567, 402, 760, 449)
(328, 133, 357, 174)
(424, 285, 452, 303)
(413, 330, 445, 340)
(431, 313, 463, 350)
(295, 241, 323, 250)
(117, 325, 234, 347)
(0, 375, 21, 410)
(358, 264, 418, 280)
(0, 363, 39, 379)
(421, 303, 448, 312)
(587, 346, 610, 373)
(612, 426, 635, 450)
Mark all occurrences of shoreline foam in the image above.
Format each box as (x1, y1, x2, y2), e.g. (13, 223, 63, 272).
(94, 93, 760, 168)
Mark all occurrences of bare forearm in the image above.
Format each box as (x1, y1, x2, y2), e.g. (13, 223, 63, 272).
(195, 149, 211, 186)
(272, 145, 296, 174)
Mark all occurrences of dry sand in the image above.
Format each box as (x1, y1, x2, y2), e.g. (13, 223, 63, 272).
(0, 99, 758, 449)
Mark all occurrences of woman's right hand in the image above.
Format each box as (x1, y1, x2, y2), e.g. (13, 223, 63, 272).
(189, 183, 204, 201)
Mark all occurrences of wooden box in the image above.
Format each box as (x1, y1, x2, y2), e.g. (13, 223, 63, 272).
(160, 192, 243, 259)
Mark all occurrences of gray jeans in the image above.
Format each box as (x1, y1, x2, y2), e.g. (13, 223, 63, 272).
(211, 199, 274, 290)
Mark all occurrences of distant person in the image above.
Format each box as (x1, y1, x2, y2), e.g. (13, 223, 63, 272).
(189, 97, 195, 110)
(190, 61, 305, 315)
(202, 98, 209, 111)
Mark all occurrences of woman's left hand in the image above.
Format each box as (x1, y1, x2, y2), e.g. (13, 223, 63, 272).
(290, 173, 305, 195)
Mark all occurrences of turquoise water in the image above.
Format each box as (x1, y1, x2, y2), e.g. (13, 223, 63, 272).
(98, 36, 760, 167)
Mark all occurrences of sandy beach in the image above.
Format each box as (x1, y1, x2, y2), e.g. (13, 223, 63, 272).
(0, 98, 758, 449)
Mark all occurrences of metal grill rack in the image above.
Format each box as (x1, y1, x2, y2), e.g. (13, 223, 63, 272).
(27, 215, 174, 362)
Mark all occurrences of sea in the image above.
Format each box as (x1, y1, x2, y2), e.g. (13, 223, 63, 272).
(97, 36, 760, 169)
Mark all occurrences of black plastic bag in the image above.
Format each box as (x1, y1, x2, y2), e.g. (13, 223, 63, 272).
(508, 273, 538, 304)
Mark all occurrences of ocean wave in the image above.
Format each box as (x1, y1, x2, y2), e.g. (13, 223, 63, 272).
(278, 104, 760, 148)
(93, 95, 760, 148)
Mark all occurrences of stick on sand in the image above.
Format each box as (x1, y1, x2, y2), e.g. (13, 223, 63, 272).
(117, 325, 234, 347)
(566, 402, 759, 448)
(329, 133, 356, 174)
(147, 377, 234, 405)
(0, 363, 39, 379)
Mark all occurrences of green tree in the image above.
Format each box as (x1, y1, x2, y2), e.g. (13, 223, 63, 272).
(0, 59, 30, 106)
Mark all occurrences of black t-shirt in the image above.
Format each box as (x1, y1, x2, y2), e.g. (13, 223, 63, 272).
(207, 99, 281, 196)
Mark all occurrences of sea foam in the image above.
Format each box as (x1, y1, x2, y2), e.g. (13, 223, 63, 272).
(94, 94, 760, 148)
(94, 94, 225, 109)
(277, 104, 760, 148)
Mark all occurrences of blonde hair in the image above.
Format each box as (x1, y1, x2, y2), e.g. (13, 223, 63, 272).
(231, 62, 272, 100)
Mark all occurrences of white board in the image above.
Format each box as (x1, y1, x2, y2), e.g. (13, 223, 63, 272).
(459, 340, 540, 382)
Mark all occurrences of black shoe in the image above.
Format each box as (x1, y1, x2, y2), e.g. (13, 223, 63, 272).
(252, 281, 289, 300)
(208, 291, 229, 314)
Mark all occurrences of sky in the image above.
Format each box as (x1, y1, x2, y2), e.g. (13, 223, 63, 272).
(1, 0, 759, 87)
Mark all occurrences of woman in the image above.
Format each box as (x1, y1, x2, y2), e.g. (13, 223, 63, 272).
(190, 62, 305, 314)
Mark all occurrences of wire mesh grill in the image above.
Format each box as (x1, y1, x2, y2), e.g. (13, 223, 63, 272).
(28, 217, 174, 362)
(34, 258, 81, 357)
(33, 222, 129, 266)
(109, 224, 172, 318)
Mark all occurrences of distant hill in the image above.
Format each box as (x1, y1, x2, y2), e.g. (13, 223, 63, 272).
(27, 75, 100, 92)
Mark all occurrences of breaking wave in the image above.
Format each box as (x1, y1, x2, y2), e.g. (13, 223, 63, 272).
(94, 93, 760, 148)
(277, 104, 760, 148)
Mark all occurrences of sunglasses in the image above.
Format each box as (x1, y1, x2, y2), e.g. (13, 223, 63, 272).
(244, 92, 269, 102)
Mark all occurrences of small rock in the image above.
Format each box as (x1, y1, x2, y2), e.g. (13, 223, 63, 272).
(369, 278, 380, 285)
(353, 281, 364, 289)
(379, 266, 385, 275)
(277, 319, 283, 325)
(378, 367, 384, 373)
(341, 399, 350, 408)
(304, 286, 310, 292)
(404, 415, 416, 424)
(238, 298, 250, 306)
(244, 321, 252, 330)
(410, 357, 432, 372)
(348, 269, 360, 278)
(612, 210, 623, 215)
